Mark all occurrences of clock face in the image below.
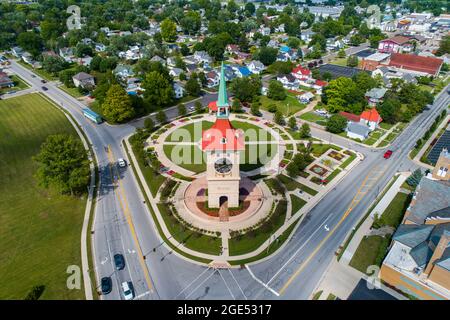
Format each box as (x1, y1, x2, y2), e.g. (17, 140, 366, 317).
(214, 158, 233, 174)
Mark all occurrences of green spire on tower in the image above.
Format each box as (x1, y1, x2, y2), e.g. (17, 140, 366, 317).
(217, 62, 229, 108)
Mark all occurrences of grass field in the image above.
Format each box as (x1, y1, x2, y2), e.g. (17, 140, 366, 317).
(373, 192, 410, 229)
(299, 111, 326, 124)
(260, 93, 306, 116)
(290, 194, 307, 214)
(59, 85, 85, 98)
(0, 93, 86, 299)
(349, 235, 391, 274)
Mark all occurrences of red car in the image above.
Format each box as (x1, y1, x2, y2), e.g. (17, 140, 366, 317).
(384, 150, 393, 159)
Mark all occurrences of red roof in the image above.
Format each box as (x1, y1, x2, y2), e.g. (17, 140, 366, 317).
(360, 108, 382, 123)
(315, 79, 328, 87)
(339, 111, 360, 123)
(201, 119, 245, 151)
(292, 65, 310, 76)
(389, 53, 443, 75)
(381, 36, 411, 45)
(208, 101, 218, 112)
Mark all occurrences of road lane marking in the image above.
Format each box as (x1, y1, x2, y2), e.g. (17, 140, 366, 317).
(228, 269, 248, 300)
(278, 165, 382, 295)
(218, 270, 236, 300)
(174, 266, 212, 299)
(245, 265, 280, 297)
(184, 269, 217, 299)
(106, 146, 155, 294)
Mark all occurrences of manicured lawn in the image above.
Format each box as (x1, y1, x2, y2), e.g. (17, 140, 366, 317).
(379, 122, 394, 130)
(157, 204, 221, 255)
(330, 57, 347, 66)
(228, 217, 299, 265)
(324, 168, 342, 184)
(349, 235, 391, 274)
(0, 75, 30, 94)
(311, 144, 341, 157)
(0, 93, 86, 299)
(290, 194, 307, 214)
(166, 121, 213, 142)
(378, 140, 390, 148)
(260, 93, 306, 116)
(59, 85, 85, 98)
(340, 152, 356, 169)
(229, 200, 287, 256)
(373, 192, 410, 229)
(299, 111, 326, 124)
(277, 174, 318, 195)
(231, 120, 274, 141)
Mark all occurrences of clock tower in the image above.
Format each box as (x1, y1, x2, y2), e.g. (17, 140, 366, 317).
(201, 63, 244, 208)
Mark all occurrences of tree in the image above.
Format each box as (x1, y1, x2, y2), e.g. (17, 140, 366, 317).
(102, 84, 135, 123)
(436, 35, 450, 56)
(326, 114, 347, 133)
(267, 80, 286, 101)
(17, 31, 43, 57)
(347, 55, 358, 67)
(144, 118, 155, 132)
(299, 123, 311, 138)
(406, 169, 423, 188)
(161, 18, 177, 42)
(178, 103, 187, 116)
(256, 46, 278, 66)
(156, 110, 167, 124)
(33, 134, 90, 195)
(75, 43, 93, 57)
(288, 116, 297, 130)
(194, 101, 204, 114)
(58, 69, 77, 87)
(230, 75, 262, 102)
(337, 49, 346, 58)
(180, 11, 201, 35)
(180, 44, 190, 56)
(232, 99, 243, 113)
(267, 104, 277, 113)
(185, 77, 201, 97)
(42, 56, 66, 75)
(322, 77, 365, 114)
(245, 2, 256, 15)
(250, 102, 260, 116)
(142, 71, 174, 108)
(274, 110, 284, 125)
(378, 98, 400, 124)
(286, 151, 314, 177)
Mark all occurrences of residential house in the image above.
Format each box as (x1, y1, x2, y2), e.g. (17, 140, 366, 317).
(205, 70, 219, 88)
(235, 66, 252, 78)
(292, 65, 312, 81)
(274, 23, 285, 33)
(150, 55, 166, 65)
(301, 30, 315, 44)
(125, 77, 142, 95)
(224, 67, 237, 82)
(365, 88, 388, 107)
(372, 66, 418, 87)
(360, 108, 383, 131)
(346, 122, 371, 141)
(114, 64, 134, 79)
(277, 74, 299, 90)
(194, 51, 212, 64)
(0, 71, 14, 88)
(72, 72, 95, 89)
(59, 47, 75, 62)
(166, 56, 177, 67)
(378, 36, 413, 54)
(173, 82, 184, 99)
(11, 46, 24, 58)
(247, 60, 265, 74)
(259, 26, 271, 36)
(267, 39, 279, 48)
(298, 91, 314, 103)
(74, 55, 93, 67)
(226, 44, 240, 55)
(169, 67, 183, 78)
(95, 43, 107, 52)
(388, 53, 444, 77)
(312, 80, 327, 95)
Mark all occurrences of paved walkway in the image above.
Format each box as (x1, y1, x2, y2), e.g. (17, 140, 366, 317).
(373, 123, 399, 148)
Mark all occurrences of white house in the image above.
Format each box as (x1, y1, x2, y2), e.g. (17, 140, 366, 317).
(277, 74, 299, 89)
(72, 72, 95, 89)
(346, 122, 370, 141)
(173, 82, 184, 99)
(298, 92, 314, 103)
(247, 60, 265, 74)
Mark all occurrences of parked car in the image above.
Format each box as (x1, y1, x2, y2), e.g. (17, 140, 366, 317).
(121, 281, 134, 300)
(114, 253, 125, 270)
(101, 277, 112, 294)
(117, 158, 127, 168)
(41, 86, 48, 91)
(383, 150, 393, 159)
(41, 79, 47, 83)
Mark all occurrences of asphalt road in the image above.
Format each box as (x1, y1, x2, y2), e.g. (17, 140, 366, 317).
(9, 60, 449, 300)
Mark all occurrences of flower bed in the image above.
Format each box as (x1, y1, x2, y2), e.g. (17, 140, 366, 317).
(309, 164, 328, 176)
(328, 150, 345, 161)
